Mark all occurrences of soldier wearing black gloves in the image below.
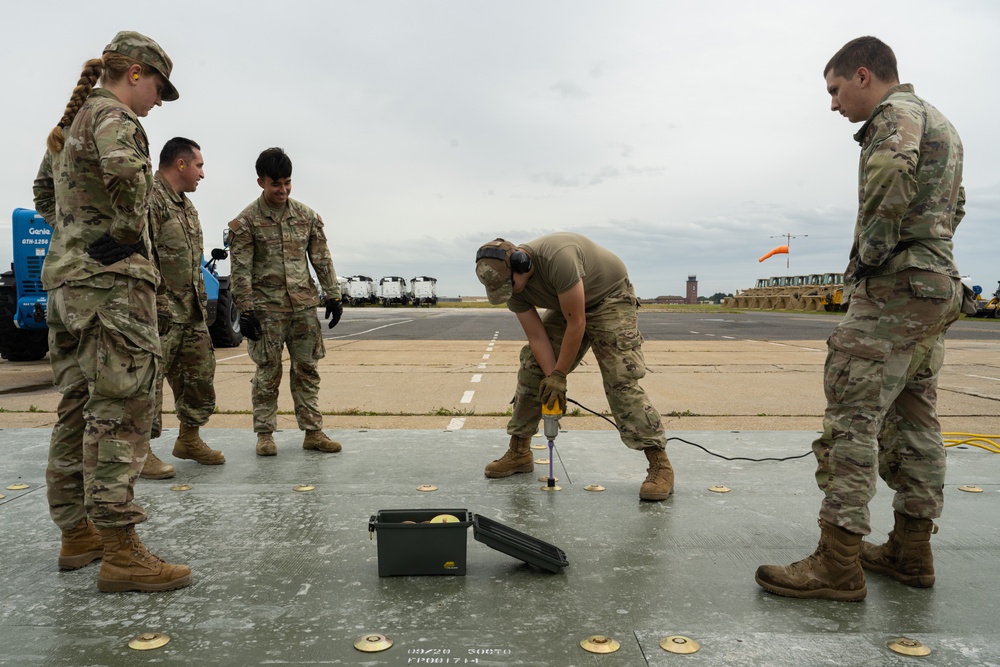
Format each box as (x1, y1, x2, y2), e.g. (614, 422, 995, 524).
(325, 296, 343, 328)
(227, 147, 345, 457)
(238, 311, 262, 341)
(85, 232, 149, 265)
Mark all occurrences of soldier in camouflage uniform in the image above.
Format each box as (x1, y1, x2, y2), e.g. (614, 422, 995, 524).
(474, 233, 674, 501)
(32, 31, 191, 592)
(756, 36, 969, 601)
(227, 147, 345, 456)
(145, 137, 225, 477)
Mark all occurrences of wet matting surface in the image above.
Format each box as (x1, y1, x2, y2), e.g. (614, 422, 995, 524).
(1, 428, 997, 666)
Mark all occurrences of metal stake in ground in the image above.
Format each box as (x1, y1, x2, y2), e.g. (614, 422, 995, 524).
(548, 439, 555, 488)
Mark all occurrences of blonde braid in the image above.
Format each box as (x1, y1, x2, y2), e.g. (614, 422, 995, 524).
(46, 58, 103, 153)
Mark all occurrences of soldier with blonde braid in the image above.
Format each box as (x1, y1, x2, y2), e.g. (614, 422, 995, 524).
(32, 31, 192, 593)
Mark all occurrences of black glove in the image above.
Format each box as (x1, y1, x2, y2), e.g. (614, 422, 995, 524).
(852, 259, 878, 282)
(538, 370, 567, 413)
(86, 232, 148, 265)
(156, 311, 172, 336)
(325, 297, 343, 329)
(239, 311, 262, 341)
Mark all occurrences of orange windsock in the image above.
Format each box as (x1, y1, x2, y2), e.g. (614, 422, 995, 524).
(758, 245, 789, 262)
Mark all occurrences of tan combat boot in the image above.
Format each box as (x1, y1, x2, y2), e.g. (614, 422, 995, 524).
(303, 430, 342, 453)
(755, 519, 866, 601)
(860, 510, 938, 587)
(96, 525, 192, 593)
(256, 432, 277, 456)
(484, 435, 534, 478)
(640, 447, 674, 501)
(172, 423, 225, 464)
(58, 518, 103, 570)
(140, 449, 175, 479)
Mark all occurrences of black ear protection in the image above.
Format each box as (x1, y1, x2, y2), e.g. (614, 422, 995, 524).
(509, 249, 531, 274)
(476, 239, 532, 274)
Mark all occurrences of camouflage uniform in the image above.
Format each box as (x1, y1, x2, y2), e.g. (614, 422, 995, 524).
(33, 88, 159, 531)
(503, 235, 665, 450)
(148, 171, 216, 438)
(227, 196, 340, 433)
(814, 84, 965, 535)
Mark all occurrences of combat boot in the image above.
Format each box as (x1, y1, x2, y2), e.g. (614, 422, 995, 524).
(58, 518, 103, 570)
(640, 447, 674, 501)
(172, 423, 225, 464)
(484, 435, 534, 478)
(140, 449, 175, 479)
(860, 510, 937, 587)
(96, 525, 192, 593)
(755, 519, 866, 601)
(256, 432, 277, 457)
(303, 430, 342, 452)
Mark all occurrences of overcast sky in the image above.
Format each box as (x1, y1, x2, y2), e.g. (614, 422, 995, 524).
(3, 0, 998, 299)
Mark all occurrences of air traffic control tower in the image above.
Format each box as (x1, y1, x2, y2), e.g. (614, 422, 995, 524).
(686, 274, 698, 304)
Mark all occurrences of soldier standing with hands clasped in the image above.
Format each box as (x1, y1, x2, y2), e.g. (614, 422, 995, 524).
(143, 137, 225, 479)
(33, 31, 192, 592)
(228, 147, 345, 457)
(756, 36, 970, 601)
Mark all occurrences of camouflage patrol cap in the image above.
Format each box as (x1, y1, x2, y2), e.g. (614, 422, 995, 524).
(104, 31, 179, 101)
(475, 238, 516, 304)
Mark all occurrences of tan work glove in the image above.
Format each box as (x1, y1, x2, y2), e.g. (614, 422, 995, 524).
(538, 370, 567, 413)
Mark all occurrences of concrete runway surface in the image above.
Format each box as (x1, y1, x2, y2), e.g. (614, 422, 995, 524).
(1, 310, 998, 434)
(1, 309, 998, 665)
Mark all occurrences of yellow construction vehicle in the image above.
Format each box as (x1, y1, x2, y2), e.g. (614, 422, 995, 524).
(971, 281, 999, 318)
(725, 272, 845, 312)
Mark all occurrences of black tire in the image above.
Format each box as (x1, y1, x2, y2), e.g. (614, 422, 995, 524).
(0, 273, 49, 361)
(209, 288, 244, 347)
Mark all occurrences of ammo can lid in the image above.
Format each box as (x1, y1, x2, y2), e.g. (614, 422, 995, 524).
(472, 514, 568, 573)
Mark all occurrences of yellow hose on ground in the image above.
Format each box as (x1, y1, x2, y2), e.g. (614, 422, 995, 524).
(942, 432, 1000, 454)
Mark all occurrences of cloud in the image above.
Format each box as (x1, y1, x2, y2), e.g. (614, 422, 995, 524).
(529, 165, 665, 188)
(2, 0, 997, 305)
(549, 81, 590, 100)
